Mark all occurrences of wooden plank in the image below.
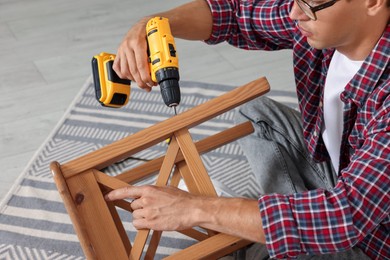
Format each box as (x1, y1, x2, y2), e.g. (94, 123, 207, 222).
(94, 169, 130, 190)
(169, 168, 182, 187)
(60, 77, 269, 178)
(140, 135, 181, 259)
(176, 162, 202, 195)
(66, 169, 129, 259)
(130, 230, 150, 260)
(164, 233, 251, 260)
(93, 170, 133, 212)
(178, 228, 209, 241)
(120, 138, 182, 260)
(93, 170, 133, 254)
(199, 238, 252, 259)
(144, 231, 163, 260)
(174, 129, 216, 197)
(50, 162, 97, 259)
(107, 201, 132, 254)
(155, 136, 180, 186)
(116, 121, 254, 184)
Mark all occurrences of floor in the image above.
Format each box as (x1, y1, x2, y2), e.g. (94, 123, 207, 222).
(0, 0, 295, 201)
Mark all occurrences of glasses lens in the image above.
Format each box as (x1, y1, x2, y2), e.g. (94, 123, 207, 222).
(296, 0, 316, 20)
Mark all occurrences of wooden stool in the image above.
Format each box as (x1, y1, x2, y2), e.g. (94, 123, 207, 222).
(50, 77, 270, 259)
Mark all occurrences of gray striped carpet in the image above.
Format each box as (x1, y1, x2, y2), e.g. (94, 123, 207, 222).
(0, 77, 297, 259)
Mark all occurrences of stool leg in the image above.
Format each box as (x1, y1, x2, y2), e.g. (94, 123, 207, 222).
(174, 129, 216, 197)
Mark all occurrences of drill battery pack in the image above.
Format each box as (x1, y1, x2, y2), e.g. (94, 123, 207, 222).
(91, 53, 131, 108)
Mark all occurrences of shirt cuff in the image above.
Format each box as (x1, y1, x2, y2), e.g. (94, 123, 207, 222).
(259, 194, 302, 258)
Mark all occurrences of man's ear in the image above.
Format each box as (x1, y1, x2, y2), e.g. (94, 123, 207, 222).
(365, 0, 386, 16)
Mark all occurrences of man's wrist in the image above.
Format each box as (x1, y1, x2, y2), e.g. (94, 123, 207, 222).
(188, 196, 216, 228)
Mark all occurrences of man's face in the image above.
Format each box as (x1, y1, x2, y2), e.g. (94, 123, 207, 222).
(289, 0, 369, 52)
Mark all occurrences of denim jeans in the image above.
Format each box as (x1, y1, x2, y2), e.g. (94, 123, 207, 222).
(233, 96, 369, 259)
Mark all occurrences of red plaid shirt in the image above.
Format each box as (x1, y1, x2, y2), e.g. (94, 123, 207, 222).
(205, 0, 389, 258)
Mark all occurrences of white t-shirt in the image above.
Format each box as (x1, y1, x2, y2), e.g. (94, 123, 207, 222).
(322, 50, 363, 172)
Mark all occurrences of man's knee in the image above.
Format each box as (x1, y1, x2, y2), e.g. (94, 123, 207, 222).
(235, 96, 302, 137)
(235, 96, 274, 125)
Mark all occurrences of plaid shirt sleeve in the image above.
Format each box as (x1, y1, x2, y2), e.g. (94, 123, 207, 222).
(204, 0, 295, 50)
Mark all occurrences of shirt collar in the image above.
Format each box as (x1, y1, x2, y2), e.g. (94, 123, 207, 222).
(342, 23, 390, 107)
(320, 24, 389, 107)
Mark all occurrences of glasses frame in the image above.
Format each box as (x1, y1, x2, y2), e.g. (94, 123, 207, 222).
(295, 0, 339, 20)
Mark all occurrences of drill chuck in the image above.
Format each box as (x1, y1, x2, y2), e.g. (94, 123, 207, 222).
(160, 79, 180, 107)
(155, 67, 180, 107)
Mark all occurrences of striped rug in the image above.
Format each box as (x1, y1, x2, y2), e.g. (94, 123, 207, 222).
(0, 76, 297, 259)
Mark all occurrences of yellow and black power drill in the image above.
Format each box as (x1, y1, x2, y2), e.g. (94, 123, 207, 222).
(92, 17, 180, 112)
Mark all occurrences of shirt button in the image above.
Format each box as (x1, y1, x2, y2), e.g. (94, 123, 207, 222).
(314, 131, 318, 137)
(319, 101, 323, 107)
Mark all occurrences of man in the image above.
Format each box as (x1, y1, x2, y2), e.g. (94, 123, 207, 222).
(105, 0, 389, 258)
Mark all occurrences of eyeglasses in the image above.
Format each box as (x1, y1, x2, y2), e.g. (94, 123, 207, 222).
(295, 0, 339, 20)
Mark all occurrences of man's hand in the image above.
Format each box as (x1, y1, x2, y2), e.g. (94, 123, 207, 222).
(105, 184, 265, 243)
(105, 185, 200, 231)
(113, 17, 156, 92)
(112, 0, 213, 92)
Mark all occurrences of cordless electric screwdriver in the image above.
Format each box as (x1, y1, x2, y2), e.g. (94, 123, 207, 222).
(92, 17, 180, 112)
(146, 17, 181, 111)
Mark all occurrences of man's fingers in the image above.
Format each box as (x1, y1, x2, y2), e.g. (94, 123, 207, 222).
(105, 186, 140, 201)
(133, 218, 149, 230)
(130, 198, 143, 210)
(133, 45, 154, 88)
(113, 39, 154, 90)
(130, 51, 153, 91)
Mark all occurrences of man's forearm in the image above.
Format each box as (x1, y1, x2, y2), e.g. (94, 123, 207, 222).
(146, 0, 213, 40)
(193, 196, 266, 243)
